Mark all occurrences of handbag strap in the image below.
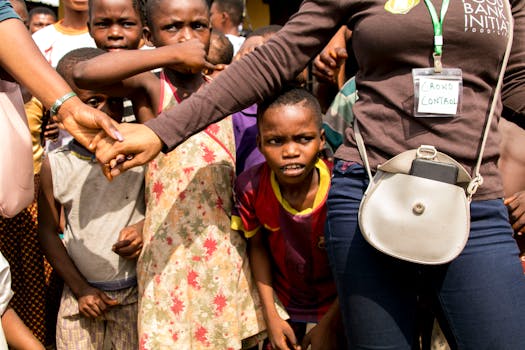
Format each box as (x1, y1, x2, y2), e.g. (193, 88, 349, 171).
(355, 0, 514, 198)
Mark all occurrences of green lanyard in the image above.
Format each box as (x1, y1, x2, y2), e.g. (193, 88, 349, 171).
(423, 0, 449, 72)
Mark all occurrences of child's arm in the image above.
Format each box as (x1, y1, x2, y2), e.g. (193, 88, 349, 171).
(112, 219, 144, 260)
(37, 158, 118, 318)
(130, 89, 157, 123)
(73, 40, 214, 89)
(301, 299, 344, 350)
(1, 307, 45, 349)
(248, 233, 299, 350)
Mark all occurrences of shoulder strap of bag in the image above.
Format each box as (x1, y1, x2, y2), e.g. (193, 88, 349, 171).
(355, 0, 514, 198)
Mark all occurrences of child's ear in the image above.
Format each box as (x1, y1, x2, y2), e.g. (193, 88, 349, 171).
(141, 27, 147, 45)
(221, 11, 228, 24)
(143, 27, 154, 47)
(319, 128, 326, 150)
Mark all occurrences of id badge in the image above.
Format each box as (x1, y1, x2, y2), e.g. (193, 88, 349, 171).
(412, 68, 462, 117)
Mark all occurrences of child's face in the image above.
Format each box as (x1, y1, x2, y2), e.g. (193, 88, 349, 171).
(88, 0, 144, 51)
(76, 88, 124, 123)
(145, 0, 210, 52)
(257, 104, 325, 187)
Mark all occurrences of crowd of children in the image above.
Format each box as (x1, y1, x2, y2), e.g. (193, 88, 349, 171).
(1, 0, 525, 349)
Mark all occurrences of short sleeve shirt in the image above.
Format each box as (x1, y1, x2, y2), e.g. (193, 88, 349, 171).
(232, 158, 337, 322)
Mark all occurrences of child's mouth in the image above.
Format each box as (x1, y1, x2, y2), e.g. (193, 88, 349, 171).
(280, 164, 305, 176)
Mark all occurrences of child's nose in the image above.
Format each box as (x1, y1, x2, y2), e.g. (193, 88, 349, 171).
(282, 143, 299, 157)
(109, 24, 123, 38)
(178, 27, 195, 42)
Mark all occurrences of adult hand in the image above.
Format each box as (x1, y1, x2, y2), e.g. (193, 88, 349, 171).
(77, 286, 118, 318)
(113, 220, 144, 260)
(54, 96, 123, 150)
(504, 191, 525, 234)
(266, 317, 301, 350)
(94, 123, 162, 178)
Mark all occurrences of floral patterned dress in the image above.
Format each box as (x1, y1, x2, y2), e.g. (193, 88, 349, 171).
(137, 71, 266, 349)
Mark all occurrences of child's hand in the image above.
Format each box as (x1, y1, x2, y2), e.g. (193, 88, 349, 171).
(267, 317, 301, 350)
(112, 220, 144, 259)
(504, 191, 525, 234)
(312, 47, 348, 86)
(44, 119, 60, 142)
(169, 38, 217, 74)
(77, 286, 118, 318)
(301, 323, 338, 350)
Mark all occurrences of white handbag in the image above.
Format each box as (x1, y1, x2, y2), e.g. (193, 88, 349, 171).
(357, 141, 473, 264)
(355, 2, 513, 264)
(0, 79, 34, 218)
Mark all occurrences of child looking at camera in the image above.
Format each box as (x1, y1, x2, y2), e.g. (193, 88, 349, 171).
(37, 48, 149, 350)
(73, 0, 270, 348)
(232, 88, 345, 350)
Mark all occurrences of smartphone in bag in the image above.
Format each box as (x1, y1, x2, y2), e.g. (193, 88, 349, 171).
(409, 158, 459, 184)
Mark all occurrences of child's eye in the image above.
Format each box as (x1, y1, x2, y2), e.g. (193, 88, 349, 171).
(122, 21, 137, 28)
(297, 136, 314, 144)
(192, 22, 209, 30)
(93, 21, 109, 28)
(85, 97, 101, 108)
(267, 138, 282, 145)
(163, 23, 182, 32)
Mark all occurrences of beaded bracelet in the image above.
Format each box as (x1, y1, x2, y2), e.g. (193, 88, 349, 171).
(49, 92, 77, 116)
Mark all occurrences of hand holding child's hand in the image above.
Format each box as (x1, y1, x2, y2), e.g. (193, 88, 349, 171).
(94, 123, 162, 179)
(55, 96, 123, 150)
(77, 286, 118, 318)
(113, 220, 144, 259)
(267, 317, 301, 350)
(504, 191, 525, 234)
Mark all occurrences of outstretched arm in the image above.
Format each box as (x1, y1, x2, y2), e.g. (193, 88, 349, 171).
(0, 18, 121, 148)
(73, 39, 214, 88)
(94, 0, 350, 175)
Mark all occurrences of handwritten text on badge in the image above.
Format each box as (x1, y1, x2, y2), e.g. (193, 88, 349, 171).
(418, 77, 460, 115)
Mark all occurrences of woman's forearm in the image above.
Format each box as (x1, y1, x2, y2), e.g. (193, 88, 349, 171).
(0, 18, 73, 108)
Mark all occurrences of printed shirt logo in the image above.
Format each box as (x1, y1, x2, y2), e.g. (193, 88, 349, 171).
(463, 0, 510, 36)
(385, 0, 420, 14)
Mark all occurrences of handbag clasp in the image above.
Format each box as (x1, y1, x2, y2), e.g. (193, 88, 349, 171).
(416, 145, 437, 160)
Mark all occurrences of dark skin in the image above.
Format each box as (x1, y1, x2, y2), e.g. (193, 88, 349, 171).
(499, 118, 525, 234)
(38, 85, 147, 318)
(248, 103, 341, 350)
(38, 157, 119, 318)
(77, 0, 216, 173)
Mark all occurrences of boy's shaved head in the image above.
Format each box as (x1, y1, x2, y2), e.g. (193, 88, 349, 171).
(257, 88, 323, 129)
(56, 47, 106, 88)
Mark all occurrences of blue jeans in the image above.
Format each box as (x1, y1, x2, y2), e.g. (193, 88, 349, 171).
(325, 160, 525, 349)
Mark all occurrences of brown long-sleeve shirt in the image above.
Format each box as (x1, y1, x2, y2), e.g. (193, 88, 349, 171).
(146, 0, 525, 200)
